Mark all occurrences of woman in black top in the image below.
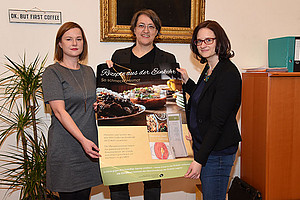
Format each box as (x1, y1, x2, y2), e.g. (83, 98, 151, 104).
(106, 9, 177, 200)
(177, 20, 242, 200)
(106, 9, 176, 200)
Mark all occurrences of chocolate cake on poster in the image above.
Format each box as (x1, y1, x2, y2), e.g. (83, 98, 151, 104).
(95, 63, 185, 126)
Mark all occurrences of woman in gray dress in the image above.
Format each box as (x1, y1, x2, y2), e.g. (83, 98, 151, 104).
(42, 22, 102, 200)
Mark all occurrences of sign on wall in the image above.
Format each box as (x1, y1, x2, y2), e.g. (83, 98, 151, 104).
(8, 9, 62, 24)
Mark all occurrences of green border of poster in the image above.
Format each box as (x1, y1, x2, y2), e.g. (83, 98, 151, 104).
(101, 160, 192, 185)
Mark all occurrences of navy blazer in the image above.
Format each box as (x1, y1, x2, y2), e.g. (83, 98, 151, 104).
(183, 59, 242, 166)
(111, 44, 177, 64)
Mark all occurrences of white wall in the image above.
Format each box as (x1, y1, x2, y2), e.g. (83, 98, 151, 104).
(0, 0, 300, 199)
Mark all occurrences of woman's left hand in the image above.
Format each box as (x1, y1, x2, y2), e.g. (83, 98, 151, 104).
(93, 101, 98, 111)
(81, 138, 101, 159)
(184, 160, 202, 179)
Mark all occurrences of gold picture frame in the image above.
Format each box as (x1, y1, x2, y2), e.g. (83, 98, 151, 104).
(100, 0, 205, 43)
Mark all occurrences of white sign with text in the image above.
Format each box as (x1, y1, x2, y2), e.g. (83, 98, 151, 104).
(8, 9, 62, 24)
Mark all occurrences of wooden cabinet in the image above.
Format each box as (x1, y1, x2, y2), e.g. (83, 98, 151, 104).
(241, 72, 300, 200)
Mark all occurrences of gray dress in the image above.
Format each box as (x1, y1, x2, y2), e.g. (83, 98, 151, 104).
(42, 62, 102, 192)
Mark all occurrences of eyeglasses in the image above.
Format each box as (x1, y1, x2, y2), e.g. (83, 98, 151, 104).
(136, 23, 156, 31)
(194, 38, 216, 46)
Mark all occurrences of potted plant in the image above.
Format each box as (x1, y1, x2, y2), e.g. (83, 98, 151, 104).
(0, 54, 58, 199)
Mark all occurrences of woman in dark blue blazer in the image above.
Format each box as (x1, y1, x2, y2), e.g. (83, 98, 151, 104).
(177, 20, 242, 200)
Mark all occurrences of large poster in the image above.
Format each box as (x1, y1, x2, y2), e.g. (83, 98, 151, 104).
(96, 63, 193, 185)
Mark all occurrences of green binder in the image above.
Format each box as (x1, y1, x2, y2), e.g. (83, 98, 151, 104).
(268, 36, 300, 72)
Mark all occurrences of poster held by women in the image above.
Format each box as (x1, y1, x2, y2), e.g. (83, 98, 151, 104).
(96, 62, 193, 186)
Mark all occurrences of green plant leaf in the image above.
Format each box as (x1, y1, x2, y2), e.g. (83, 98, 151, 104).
(0, 53, 56, 200)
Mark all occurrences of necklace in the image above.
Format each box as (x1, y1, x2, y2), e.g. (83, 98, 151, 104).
(204, 71, 210, 82)
(204, 65, 213, 82)
(68, 65, 88, 112)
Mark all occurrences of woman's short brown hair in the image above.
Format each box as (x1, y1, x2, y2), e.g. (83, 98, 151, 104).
(54, 22, 88, 62)
(130, 9, 161, 37)
(190, 20, 234, 64)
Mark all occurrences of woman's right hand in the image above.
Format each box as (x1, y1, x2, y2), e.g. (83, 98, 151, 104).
(176, 68, 189, 84)
(184, 160, 202, 179)
(186, 130, 192, 141)
(106, 60, 114, 68)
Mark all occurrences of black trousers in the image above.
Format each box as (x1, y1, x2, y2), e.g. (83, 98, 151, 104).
(109, 180, 161, 200)
(58, 188, 91, 200)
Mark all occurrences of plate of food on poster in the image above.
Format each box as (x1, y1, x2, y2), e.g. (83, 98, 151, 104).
(96, 88, 146, 120)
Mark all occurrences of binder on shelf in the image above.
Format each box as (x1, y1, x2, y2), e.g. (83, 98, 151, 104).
(268, 36, 300, 72)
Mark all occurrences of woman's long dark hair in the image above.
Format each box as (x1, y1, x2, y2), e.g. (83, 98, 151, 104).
(190, 20, 234, 63)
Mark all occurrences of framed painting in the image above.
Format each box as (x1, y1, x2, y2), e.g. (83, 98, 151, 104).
(100, 0, 205, 43)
